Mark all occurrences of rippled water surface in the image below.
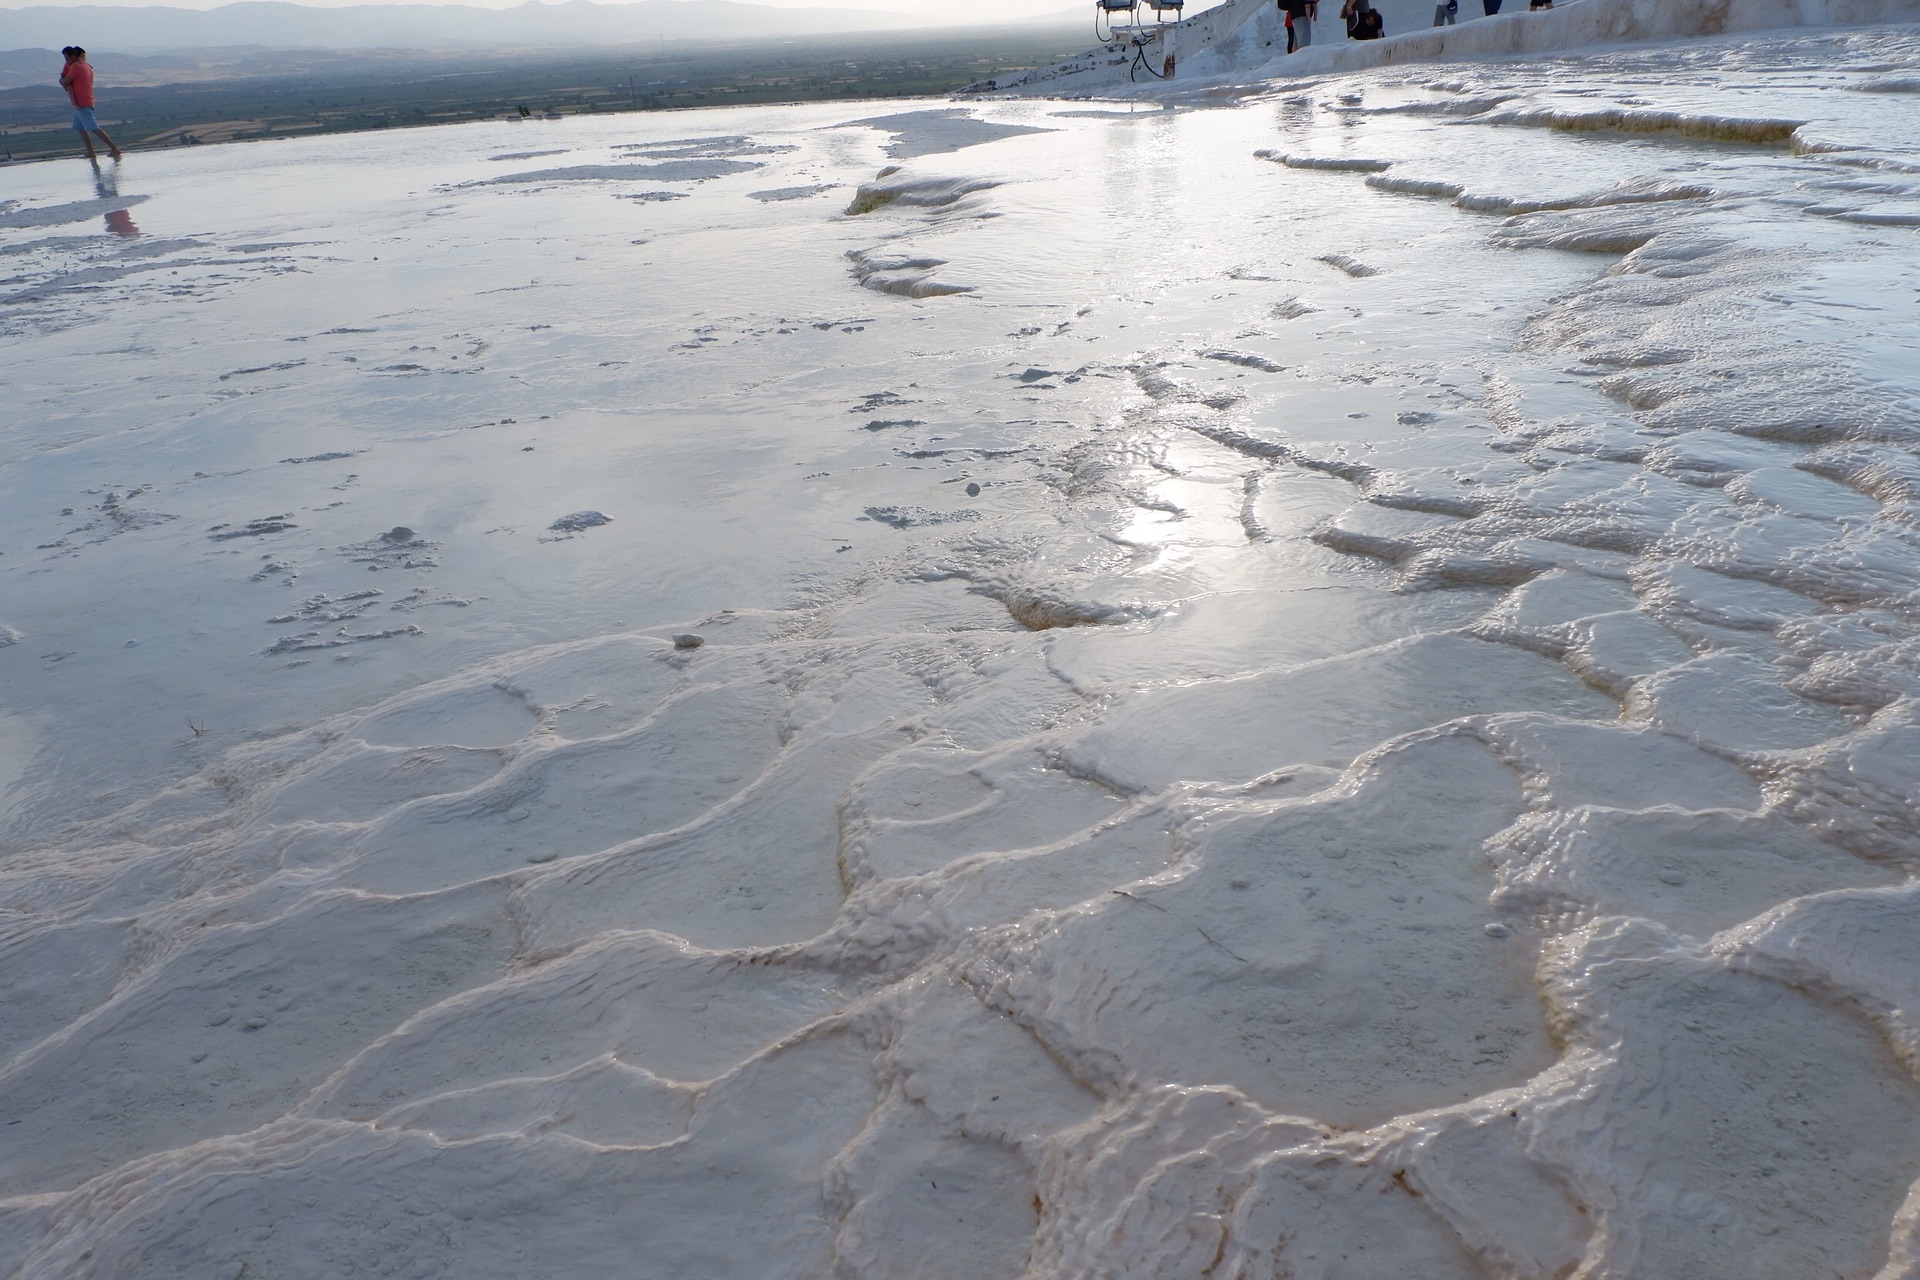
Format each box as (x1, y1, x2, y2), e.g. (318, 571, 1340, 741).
(3, 22, 1920, 1278)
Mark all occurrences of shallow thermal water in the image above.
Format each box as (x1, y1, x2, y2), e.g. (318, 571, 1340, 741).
(2, 21, 1920, 1280)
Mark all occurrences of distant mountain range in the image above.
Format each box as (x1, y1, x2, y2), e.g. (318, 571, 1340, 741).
(0, 0, 1026, 53)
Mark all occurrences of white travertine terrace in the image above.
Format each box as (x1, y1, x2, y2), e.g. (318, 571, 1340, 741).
(3, 11, 1920, 1278)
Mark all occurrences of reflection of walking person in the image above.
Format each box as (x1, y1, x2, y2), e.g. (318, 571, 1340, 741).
(91, 161, 141, 237)
(60, 46, 121, 162)
(1280, 0, 1315, 51)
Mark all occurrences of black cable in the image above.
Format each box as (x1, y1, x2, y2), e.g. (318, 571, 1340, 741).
(1129, 33, 1170, 80)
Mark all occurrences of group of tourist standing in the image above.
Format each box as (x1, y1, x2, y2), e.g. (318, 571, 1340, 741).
(1279, 0, 1554, 52)
(1277, 0, 1382, 51)
(1432, 0, 1553, 23)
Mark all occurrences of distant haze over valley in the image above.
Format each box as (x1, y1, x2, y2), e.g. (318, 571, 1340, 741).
(0, 0, 1096, 48)
(0, 3, 1092, 159)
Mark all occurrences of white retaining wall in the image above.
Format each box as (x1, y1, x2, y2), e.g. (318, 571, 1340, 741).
(971, 0, 1920, 95)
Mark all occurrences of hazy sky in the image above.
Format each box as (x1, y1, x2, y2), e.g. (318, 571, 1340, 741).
(0, 0, 1137, 33)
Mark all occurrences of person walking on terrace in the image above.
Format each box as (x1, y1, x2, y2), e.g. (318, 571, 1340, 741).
(60, 47, 122, 162)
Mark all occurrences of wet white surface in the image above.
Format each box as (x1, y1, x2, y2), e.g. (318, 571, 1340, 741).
(3, 20, 1920, 1278)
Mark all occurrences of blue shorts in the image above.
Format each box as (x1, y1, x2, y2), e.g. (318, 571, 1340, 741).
(71, 107, 99, 132)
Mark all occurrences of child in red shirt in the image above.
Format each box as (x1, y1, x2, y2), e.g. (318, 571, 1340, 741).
(60, 47, 122, 162)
